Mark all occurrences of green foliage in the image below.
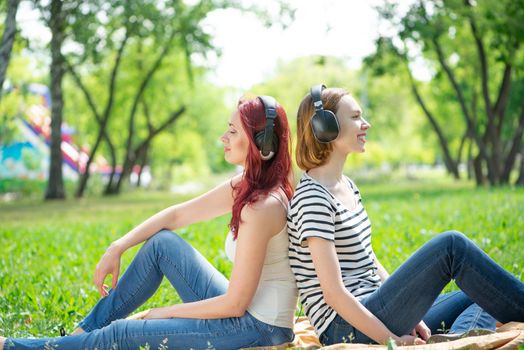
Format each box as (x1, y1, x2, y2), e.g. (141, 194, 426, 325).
(57, 0, 241, 194)
(0, 57, 45, 144)
(387, 337, 398, 350)
(252, 56, 436, 170)
(0, 180, 522, 337)
(367, 0, 524, 184)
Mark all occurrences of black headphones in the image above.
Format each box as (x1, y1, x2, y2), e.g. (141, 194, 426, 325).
(310, 84, 340, 143)
(254, 95, 279, 160)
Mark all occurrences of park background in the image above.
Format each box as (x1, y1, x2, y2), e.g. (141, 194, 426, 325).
(0, 0, 523, 339)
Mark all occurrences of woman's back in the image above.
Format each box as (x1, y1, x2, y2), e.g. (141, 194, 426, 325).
(226, 192, 298, 328)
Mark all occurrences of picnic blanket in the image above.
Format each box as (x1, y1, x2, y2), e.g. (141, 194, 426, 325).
(244, 318, 524, 350)
(128, 313, 524, 350)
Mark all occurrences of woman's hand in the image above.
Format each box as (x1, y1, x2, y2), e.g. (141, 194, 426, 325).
(412, 320, 431, 340)
(94, 243, 123, 297)
(143, 307, 173, 320)
(395, 335, 426, 346)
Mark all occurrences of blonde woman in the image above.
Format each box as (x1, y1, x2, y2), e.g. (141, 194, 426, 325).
(288, 85, 524, 346)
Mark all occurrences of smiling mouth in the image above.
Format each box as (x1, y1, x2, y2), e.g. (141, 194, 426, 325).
(357, 134, 366, 143)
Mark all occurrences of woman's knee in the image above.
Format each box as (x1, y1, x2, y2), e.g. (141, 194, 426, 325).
(435, 230, 468, 247)
(146, 229, 179, 246)
(144, 230, 187, 255)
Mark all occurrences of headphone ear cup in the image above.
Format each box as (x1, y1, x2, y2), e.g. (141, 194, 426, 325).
(254, 131, 279, 158)
(254, 131, 265, 150)
(311, 110, 339, 143)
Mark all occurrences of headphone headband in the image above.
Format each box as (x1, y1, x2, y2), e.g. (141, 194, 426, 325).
(311, 84, 326, 118)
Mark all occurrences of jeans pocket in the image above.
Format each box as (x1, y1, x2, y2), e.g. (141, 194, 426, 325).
(252, 321, 293, 346)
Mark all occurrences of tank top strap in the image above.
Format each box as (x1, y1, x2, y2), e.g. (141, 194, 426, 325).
(269, 192, 288, 210)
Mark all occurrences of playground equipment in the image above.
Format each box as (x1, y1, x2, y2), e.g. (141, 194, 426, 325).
(1, 83, 92, 181)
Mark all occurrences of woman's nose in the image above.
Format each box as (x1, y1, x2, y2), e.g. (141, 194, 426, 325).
(362, 117, 371, 129)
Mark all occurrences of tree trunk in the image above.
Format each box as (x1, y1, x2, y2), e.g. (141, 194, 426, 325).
(136, 143, 149, 187)
(516, 147, 524, 186)
(473, 154, 485, 186)
(466, 138, 473, 180)
(405, 61, 459, 179)
(500, 104, 524, 183)
(103, 136, 119, 195)
(45, 0, 65, 200)
(107, 106, 185, 194)
(0, 0, 20, 101)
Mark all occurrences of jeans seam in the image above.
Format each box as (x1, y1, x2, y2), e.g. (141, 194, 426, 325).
(456, 238, 524, 315)
(77, 320, 94, 333)
(106, 238, 201, 326)
(431, 290, 461, 307)
(252, 319, 273, 345)
(125, 322, 260, 338)
(158, 253, 204, 301)
(379, 259, 442, 316)
(104, 262, 156, 327)
(466, 307, 482, 332)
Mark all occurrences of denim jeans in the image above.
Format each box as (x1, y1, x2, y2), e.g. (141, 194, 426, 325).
(320, 231, 524, 345)
(4, 230, 294, 350)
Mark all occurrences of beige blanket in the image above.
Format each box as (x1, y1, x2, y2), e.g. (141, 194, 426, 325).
(244, 318, 524, 350)
(128, 312, 524, 350)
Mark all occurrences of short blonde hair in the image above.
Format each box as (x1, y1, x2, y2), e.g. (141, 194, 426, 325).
(296, 87, 349, 171)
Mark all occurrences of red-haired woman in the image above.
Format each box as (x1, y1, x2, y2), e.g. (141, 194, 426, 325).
(1, 96, 298, 350)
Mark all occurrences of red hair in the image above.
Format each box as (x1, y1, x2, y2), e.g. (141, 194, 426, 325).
(230, 97, 293, 239)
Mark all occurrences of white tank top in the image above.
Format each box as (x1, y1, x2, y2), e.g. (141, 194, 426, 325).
(225, 196, 298, 329)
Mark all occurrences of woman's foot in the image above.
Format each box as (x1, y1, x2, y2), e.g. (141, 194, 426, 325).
(71, 327, 85, 335)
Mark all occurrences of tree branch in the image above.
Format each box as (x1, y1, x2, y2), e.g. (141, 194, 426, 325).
(502, 104, 524, 181)
(135, 106, 186, 153)
(425, 15, 493, 177)
(494, 63, 513, 132)
(464, 0, 493, 120)
(64, 58, 102, 121)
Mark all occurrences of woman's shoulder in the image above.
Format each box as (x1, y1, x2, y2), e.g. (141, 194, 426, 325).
(249, 189, 288, 213)
(240, 191, 287, 238)
(292, 174, 336, 203)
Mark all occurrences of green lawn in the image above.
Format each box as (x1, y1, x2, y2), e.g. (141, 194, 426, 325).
(0, 179, 523, 338)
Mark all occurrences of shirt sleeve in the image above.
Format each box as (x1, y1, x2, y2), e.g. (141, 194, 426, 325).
(290, 192, 336, 247)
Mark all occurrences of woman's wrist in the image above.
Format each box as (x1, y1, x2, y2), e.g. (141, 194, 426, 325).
(378, 332, 399, 345)
(108, 239, 127, 254)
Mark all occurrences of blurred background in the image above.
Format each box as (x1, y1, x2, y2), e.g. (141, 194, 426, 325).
(1, 0, 523, 200)
(1, 0, 523, 336)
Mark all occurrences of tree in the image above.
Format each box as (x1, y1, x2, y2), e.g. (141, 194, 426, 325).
(0, 0, 20, 101)
(64, 0, 219, 197)
(43, 0, 72, 199)
(367, 0, 524, 185)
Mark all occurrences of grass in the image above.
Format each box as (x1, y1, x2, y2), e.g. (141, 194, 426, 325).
(0, 177, 523, 339)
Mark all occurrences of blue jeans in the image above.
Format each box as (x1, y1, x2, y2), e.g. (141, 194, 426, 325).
(4, 230, 294, 350)
(320, 231, 524, 345)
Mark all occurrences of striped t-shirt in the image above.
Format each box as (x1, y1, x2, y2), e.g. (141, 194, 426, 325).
(288, 173, 381, 337)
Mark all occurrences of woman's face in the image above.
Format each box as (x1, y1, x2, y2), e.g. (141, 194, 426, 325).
(333, 95, 371, 154)
(220, 110, 249, 166)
